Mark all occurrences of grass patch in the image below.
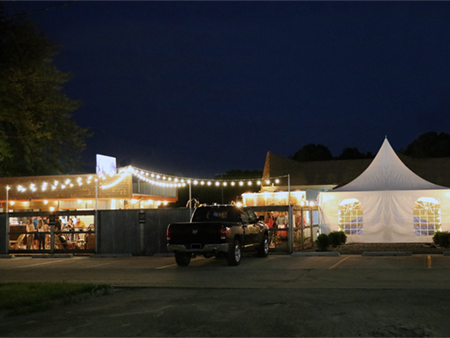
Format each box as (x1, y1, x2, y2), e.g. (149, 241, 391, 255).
(0, 282, 112, 317)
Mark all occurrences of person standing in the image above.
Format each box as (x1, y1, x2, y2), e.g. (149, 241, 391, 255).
(37, 219, 45, 250)
(26, 218, 35, 250)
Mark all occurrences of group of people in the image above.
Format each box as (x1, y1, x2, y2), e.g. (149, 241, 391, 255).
(24, 216, 84, 250)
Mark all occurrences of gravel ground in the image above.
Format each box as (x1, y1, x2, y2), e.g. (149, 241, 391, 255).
(299, 242, 447, 255)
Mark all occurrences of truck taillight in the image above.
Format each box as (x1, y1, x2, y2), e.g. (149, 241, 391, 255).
(167, 228, 171, 241)
(220, 227, 228, 240)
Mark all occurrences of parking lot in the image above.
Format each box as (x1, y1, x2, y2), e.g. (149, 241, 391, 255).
(2, 254, 450, 337)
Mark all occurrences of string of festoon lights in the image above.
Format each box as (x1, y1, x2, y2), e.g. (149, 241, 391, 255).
(4, 165, 285, 195)
(121, 165, 285, 188)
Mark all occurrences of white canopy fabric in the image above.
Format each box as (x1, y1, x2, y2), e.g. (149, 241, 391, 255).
(319, 138, 450, 243)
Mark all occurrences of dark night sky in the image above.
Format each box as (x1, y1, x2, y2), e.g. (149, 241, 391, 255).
(5, 1, 450, 178)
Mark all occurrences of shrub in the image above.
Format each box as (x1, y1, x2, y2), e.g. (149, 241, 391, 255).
(328, 231, 347, 247)
(315, 234, 330, 251)
(433, 231, 450, 248)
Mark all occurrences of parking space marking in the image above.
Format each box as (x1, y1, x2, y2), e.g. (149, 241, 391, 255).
(78, 262, 115, 269)
(427, 255, 432, 269)
(7, 259, 69, 269)
(328, 256, 350, 269)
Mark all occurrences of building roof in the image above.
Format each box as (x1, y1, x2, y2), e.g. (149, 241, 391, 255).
(263, 149, 450, 190)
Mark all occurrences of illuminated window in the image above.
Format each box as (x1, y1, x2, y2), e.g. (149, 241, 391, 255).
(414, 197, 441, 236)
(338, 198, 363, 235)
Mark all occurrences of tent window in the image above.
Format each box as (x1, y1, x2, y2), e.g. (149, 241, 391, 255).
(414, 197, 441, 236)
(338, 199, 363, 235)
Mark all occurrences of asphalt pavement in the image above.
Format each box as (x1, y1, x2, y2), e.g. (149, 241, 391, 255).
(1, 253, 450, 337)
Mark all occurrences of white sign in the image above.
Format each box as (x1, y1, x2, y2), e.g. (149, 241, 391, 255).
(96, 154, 117, 175)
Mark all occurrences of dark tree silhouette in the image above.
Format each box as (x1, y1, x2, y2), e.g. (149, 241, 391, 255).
(401, 132, 450, 158)
(290, 143, 333, 162)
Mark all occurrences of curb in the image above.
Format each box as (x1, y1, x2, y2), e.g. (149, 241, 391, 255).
(32, 254, 73, 258)
(292, 251, 340, 257)
(362, 251, 412, 256)
(90, 253, 133, 258)
(443, 251, 450, 256)
(0, 254, 15, 259)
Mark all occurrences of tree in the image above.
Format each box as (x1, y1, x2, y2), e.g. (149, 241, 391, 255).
(290, 143, 333, 162)
(401, 132, 450, 158)
(337, 147, 374, 160)
(0, 6, 90, 177)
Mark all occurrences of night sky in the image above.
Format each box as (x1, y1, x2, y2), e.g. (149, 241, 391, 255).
(5, 1, 450, 178)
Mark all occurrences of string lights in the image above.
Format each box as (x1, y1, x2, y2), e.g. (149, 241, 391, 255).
(121, 165, 285, 189)
(3, 165, 287, 202)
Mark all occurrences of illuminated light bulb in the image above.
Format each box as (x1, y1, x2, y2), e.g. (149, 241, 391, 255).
(10, 201, 15, 205)
(88, 200, 92, 203)
(223, 182, 227, 186)
(88, 176, 92, 180)
(257, 181, 261, 185)
(156, 175, 161, 179)
(174, 178, 179, 182)
(52, 186, 56, 190)
(310, 201, 315, 207)
(23, 201, 29, 206)
(77, 177, 82, 182)
(44, 200, 48, 205)
(156, 201, 161, 206)
(79, 182, 83, 186)
(140, 171, 144, 175)
(265, 180, 270, 185)
(163, 201, 168, 206)
(168, 177, 172, 181)
(151, 173, 155, 178)
(61, 185, 65, 189)
(200, 181, 205, 185)
(207, 181, 212, 186)
(131, 199, 138, 204)
(163, 176, 166, 180)
(194, 180, 198, 185)
(50, 207, 55, 211)
(215, 182, 220, 186)
(239, 181, 244, 186)
(231, 182, 235, 186)
(248, 181, 252, 186)
(77, 199, 82, 204)
(70, 184, 74, 187)
(275, 179, 280, 184)
(236, 202, 243, 207)
(65, 179, 70, 184)
(187, 180, 191, 184)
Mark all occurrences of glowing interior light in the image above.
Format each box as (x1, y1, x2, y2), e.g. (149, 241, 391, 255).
(194, 180, 198, 185)
(10, 201, 15, 205)
(156, 175, 161, 179)
(223, 182, 227, 186)
(44, 200, 48, 205)
(257, 181, 261, 185)
(248, 181, 252, 186)
(265, 180, 270, 184)
(239, 181, 244, 186)
(78, 199, 82, 204)
(200, 181, 205, 185)
(275, 179, 280, 184)
(215, 182, 220, 186)
(50, 207, 55, 211)
(231, 182, 235, 186)
(163, 201, 168, 206)
(207, 181, 212, 186)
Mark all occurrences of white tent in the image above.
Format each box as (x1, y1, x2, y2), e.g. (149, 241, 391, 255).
(319, 138, 450, 243)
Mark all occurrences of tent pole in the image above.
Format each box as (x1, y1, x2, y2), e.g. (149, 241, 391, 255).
(288, 174, 293, 253)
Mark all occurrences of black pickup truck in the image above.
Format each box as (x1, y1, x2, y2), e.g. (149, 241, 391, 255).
(167, 205, 270, 266)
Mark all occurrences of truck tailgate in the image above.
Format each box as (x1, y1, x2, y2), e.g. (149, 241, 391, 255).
(168, 222, 225, 247)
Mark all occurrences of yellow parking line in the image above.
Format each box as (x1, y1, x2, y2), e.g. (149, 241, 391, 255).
(328, 256, 350, 269)
(427, 255, 432, 269)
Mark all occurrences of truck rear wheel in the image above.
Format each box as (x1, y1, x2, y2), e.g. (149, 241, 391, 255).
(175, 252, 191, 266)
(227, 239, 241, 266)
(257, 234, 269, 257)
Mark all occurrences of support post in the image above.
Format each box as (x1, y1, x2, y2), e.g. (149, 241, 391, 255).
(288, 174, 293, 254)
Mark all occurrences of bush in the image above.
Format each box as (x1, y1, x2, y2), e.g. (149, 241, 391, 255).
(315, 234, 330, 251)
(328, 231, 347, 247)
(433, 231, 450, 248)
